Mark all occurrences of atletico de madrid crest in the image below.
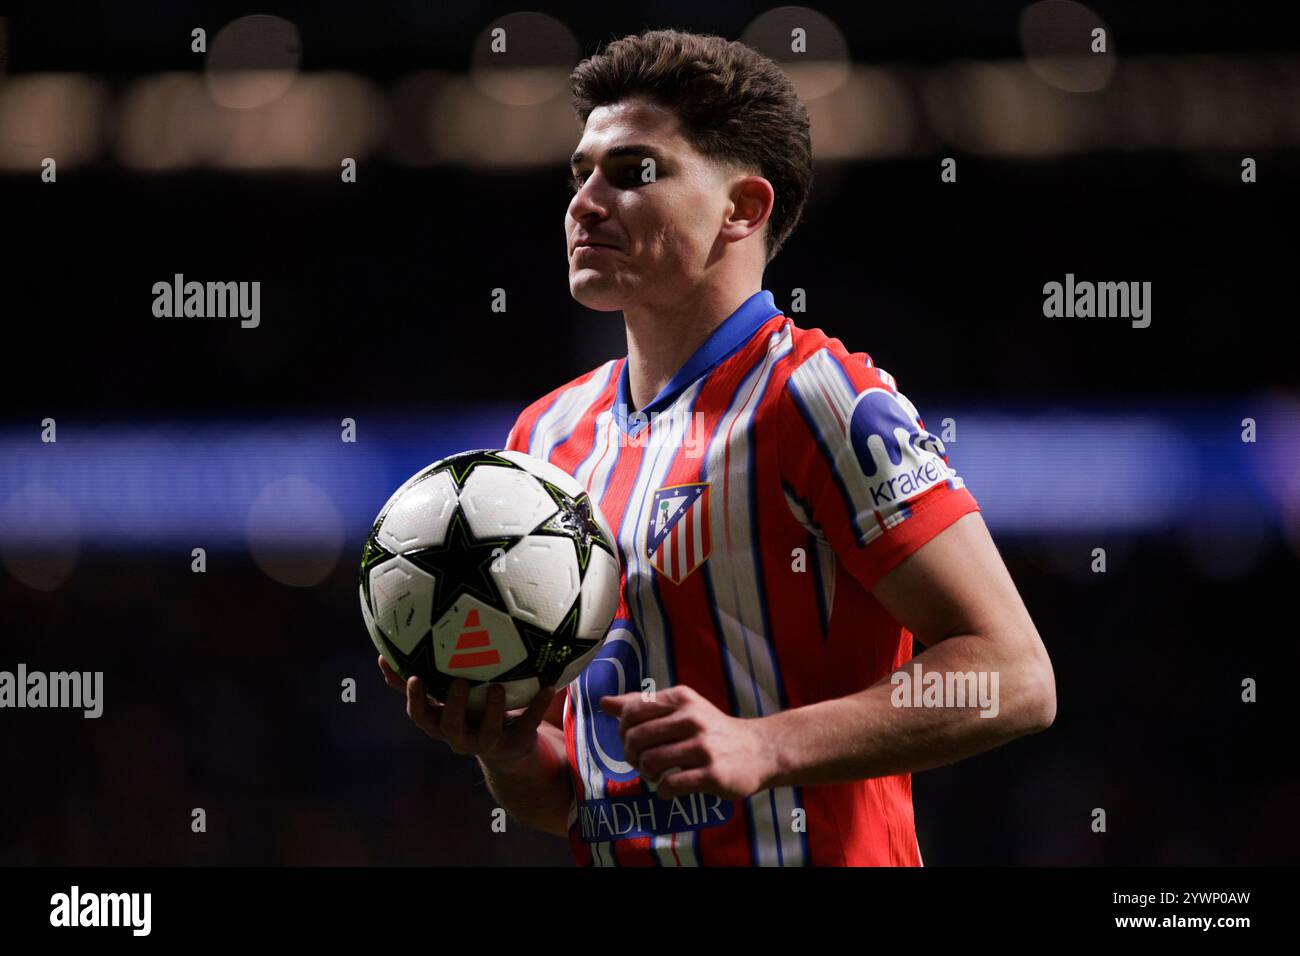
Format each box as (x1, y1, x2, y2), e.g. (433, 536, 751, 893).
(646, 482, 711, 584)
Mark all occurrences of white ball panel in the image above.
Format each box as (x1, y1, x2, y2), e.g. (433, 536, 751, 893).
(459, 466, 557, 539)
(497, 534, 581, 632)
(359, 582, 402, 674)
(377, 470, 457, 553)
(499, 450, 585, 498)
(491, 452, 618, 564)
(576, 546, 620, 641)
(375, 461, 437, 523)
(368, 556, 435, 655)
(430, 595, 528, 681)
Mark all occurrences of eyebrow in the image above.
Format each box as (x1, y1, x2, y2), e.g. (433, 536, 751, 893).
(569, 144, 667, 170)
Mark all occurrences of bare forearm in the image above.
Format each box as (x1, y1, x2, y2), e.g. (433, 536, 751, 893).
(762, 633, 1055, 789)
(478, 724, 574, 837)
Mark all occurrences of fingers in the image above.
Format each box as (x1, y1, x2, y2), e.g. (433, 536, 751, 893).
(405, 675, 444, 741)
(438, 679, 472, 752)
(637, 738, 706, 782)
(657, 767, 710, 801)
(623, 713, 695, 768)
(609, 696, 676, 733)
(394, 672, 552, 758)
(378, 655, 405, 692)
(476, 684, 508, 753)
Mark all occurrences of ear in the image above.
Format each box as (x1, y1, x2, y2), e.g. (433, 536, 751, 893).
(719, 174, 775, 245)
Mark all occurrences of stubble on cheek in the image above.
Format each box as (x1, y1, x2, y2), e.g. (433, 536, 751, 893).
(645, 218, 702, 285)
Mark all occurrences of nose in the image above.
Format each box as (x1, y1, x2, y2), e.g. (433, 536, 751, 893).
(567, 170, 610, 228)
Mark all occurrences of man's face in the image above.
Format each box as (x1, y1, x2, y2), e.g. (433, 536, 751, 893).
(566, 97, 736, 311)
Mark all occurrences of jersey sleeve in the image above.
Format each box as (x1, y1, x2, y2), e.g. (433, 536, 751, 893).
(776, 346, 979, 592)
(504, 419, 526, 454)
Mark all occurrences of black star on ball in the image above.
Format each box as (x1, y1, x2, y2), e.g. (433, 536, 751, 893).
(536, 483, 614, 572)
(404, 510, 513, 626)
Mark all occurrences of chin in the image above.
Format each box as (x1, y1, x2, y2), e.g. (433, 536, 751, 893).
(569, 269, 630, 312)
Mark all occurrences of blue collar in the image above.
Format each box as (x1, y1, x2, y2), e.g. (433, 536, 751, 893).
(613, 289, 782, 435)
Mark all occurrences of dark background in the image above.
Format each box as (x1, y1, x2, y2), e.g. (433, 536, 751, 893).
(0, 1, 1296, 865)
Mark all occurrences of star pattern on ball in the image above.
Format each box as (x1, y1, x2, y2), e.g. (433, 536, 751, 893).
(403, 509, 512, 628)
(493, 603, 596, 688)
(439, 449, 516, 489)
(537, 482, 614, 572)
(361, 451, 619, 704)
(358, 536, 392, 604)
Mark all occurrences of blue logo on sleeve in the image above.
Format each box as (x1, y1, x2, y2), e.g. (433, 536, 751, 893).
(847, 388, 954, 508)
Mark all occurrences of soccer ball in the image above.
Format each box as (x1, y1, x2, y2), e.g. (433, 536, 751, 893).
(359, 449, 621, 710)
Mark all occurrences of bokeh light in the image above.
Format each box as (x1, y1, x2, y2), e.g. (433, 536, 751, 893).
(1021, 0, 1117, 93)
(742, 6, 851, 101)
(117, 71, 386, 170)
(470, 12, 578, 107)
(0, 483, 80, 591)
(245, 477, 344, 588)
(0, 74, 106, 170)
(431, 75, 576, 165)
(205, 14, 303, 110)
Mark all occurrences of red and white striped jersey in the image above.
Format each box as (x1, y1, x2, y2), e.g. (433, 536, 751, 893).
(504, 290, 980, 866)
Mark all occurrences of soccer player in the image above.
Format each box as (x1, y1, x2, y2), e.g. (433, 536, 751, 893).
(380, 29, 1056, 866)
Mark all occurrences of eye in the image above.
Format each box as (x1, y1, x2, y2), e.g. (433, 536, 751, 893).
(569, 170, 589, 192)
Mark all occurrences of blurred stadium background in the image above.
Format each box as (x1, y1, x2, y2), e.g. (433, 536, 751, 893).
(1, 1, 1297, 864)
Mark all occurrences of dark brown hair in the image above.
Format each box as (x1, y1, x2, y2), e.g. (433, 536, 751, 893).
(570, 29, 812, 264)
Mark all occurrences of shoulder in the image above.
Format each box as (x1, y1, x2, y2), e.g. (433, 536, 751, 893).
(770, 318, 895, 426)
(515, 357, 622, 422)
(505, 358, 623, 453)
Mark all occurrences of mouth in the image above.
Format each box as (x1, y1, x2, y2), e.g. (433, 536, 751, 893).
(572, 243, 621, 260)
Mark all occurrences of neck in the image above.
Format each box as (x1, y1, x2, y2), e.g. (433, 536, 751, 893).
(622, 282, 761, 412)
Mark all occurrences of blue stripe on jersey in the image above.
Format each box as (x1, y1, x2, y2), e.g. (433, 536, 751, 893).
(697, 397, 755, 865)
(697, 324, 800, 866)
(807, 531, 830, 640)
(629, 386, 719, 864)
(738, 329, 802, 865)
(767, 788, 783, 865)
(638, 384, 713, 865)
(612, 290, 781, 436)
(779, 479, 831, 640)
(786, 358, 871, 547)
(793, 781, 811, 864)
(777, 463, 818, 867)
(741, 353, 789, 713)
